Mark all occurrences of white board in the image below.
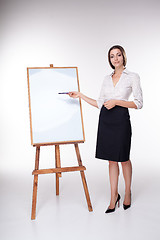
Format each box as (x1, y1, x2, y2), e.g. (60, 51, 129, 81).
(27, 67, 85, 145)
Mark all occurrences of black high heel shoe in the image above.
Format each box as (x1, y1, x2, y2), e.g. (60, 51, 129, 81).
(123, 193, 131, 210)
(105, 194, 121, 213)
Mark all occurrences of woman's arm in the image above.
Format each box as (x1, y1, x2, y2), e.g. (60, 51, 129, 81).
(68, 91, 98, 108)
(115, 100, 137, 109)
(131, 74, 143, 109)
(104, 99, 137, 110)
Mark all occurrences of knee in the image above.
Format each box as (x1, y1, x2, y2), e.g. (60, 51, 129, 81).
(109, 161, 118, 167)
(121, 160, 130, 167)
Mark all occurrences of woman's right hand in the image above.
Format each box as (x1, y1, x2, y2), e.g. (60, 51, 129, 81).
(68, 91, 81, 98)
(69, 91, 98, 108)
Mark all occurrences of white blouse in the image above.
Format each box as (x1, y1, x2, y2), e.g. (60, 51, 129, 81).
(96, 68, 143, 110)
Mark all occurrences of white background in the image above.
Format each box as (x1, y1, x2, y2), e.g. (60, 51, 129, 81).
(0, 0, 160, 239)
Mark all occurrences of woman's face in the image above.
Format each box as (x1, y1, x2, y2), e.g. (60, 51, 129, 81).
(110, 48, 124, 69)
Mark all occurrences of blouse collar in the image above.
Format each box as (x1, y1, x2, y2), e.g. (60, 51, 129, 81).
(110, 68, 129, 76)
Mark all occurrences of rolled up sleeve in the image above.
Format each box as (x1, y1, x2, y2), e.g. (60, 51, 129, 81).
(132, 74, 143, 109)
(96, 98, 104, 109)
(96, 80, 105, 109)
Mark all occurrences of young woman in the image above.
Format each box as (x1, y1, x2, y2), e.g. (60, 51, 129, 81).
(68, 45, 143, 213)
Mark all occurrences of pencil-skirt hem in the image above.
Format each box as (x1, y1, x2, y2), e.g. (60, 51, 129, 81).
(95, 156, 130, 162)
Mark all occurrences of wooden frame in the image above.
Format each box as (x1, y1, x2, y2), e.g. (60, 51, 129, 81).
(27, 65, 85, 146)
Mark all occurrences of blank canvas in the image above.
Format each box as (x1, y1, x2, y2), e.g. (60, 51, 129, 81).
(27, 67, 85, 145)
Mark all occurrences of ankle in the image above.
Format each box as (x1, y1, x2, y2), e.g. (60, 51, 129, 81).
(125, 190, 131, 195)
(111, 192, 118, 200)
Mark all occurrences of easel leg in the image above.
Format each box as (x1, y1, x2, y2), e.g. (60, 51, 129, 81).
(55, 145, 61, 196)
(31, 146, 40, 220)
(74, 144, 93, 212)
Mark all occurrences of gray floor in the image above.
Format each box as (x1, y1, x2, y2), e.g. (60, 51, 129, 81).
(0, 161, 160, 240)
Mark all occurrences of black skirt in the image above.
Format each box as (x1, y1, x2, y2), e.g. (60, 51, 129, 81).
(95, 105, 132, 162)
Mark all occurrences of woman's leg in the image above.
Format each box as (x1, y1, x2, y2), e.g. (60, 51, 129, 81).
(121, 160, 132, 205)
(108, 161, 119, 208)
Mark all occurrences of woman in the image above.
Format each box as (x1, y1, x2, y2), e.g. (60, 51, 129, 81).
(68, 45, 143, 213)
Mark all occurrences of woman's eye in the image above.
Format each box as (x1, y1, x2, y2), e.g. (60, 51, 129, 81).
(110, 56, 114, 58)
(118, 54, 122, 57)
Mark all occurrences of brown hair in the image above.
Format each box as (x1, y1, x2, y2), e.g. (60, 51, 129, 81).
(108, 45, 127, 69)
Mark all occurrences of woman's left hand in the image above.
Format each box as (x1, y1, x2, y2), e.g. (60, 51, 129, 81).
(104, 100, 117, 110)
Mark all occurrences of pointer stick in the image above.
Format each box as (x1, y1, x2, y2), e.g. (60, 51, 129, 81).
(58, 92, 69, 94)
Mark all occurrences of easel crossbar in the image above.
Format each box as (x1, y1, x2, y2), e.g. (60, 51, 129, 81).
(32, 166, 86, 175)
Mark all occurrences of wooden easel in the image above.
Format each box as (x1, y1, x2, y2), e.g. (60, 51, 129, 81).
(29, 64, 93, 219)
(31, 143, 93, 220)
